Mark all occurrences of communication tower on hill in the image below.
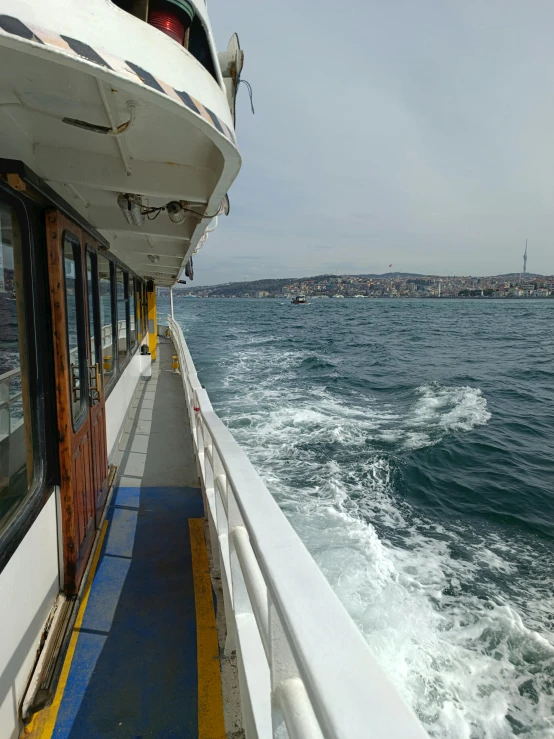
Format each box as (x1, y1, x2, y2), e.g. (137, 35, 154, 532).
(523, 239, 528, 277)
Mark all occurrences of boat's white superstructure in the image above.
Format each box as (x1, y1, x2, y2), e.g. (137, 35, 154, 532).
(0, 0, 241, 284)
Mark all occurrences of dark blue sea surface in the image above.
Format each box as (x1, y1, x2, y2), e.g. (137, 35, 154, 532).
(165, 297, 554, 738)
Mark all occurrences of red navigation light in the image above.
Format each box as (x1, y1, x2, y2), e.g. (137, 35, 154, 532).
(148, 8, 185, 45)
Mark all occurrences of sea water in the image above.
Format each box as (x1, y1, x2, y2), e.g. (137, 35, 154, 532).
(165, 297, 554, 738)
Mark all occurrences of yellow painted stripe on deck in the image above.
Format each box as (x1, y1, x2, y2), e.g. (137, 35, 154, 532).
(22, 521, 109, 738)
(189, 518, 226, 739)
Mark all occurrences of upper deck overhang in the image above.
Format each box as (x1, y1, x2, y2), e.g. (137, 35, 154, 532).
(0, 1, 242, 285)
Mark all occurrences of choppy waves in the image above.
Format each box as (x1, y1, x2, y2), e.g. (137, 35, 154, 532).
(222, 363, 552, 736)
(412, 383, 491, 432)
(376, 382, 492, 449)
(173, 299, 554, 738)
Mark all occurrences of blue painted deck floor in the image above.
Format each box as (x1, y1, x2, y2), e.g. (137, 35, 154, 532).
(53, 484, 205, 738)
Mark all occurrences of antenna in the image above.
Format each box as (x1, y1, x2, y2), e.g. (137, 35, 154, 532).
(523, 239, 528, 276)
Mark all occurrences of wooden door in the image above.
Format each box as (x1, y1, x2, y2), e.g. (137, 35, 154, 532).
(47, 211, 109, 594)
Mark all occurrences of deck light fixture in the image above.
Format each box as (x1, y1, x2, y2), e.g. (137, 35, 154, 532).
(167, 201, 186, 223)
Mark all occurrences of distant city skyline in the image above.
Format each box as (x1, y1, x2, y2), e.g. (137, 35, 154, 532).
(173, 272, 554, 300)
(199, 2, 554, 287)
(177, 269, 552, 290)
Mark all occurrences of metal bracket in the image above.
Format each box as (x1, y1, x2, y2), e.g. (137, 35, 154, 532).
(88, 363, 100, 406)
(70, 363, 80, 403)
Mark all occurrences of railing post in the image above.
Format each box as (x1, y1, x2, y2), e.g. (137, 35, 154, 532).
(269, 598, 324, 739)
(269, 595, 295, 737)
(226, 487, 247, 657)
(212, 471, 227, 575)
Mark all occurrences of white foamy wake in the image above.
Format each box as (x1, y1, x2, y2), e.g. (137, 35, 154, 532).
(209, 347, 552, 738)
(373, 383, 491, 450)
(410, 383, 492, 433)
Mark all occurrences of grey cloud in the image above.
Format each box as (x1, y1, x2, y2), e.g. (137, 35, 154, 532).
(192, 1, 554, 285)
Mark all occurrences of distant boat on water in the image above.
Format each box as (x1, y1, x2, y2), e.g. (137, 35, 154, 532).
(291, 294, 307, 304)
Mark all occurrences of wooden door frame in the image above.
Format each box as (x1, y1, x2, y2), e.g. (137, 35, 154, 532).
(46, 210, 108, 594)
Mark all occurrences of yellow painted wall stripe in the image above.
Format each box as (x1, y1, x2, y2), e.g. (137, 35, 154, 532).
(147, 288, 157, 361)
(189, 518, 226, 739)
(22, 521, 109, 738)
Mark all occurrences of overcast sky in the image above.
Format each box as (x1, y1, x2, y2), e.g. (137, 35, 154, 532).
(192, 0, 554, 285)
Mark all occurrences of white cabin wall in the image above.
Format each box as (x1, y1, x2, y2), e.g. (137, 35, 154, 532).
(105, 349, 145, 460)
(0, 493, 59, 739)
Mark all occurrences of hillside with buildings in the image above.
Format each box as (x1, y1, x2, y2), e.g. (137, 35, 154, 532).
(165, 273, 554, 299)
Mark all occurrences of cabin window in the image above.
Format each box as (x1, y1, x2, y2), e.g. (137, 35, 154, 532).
(63, 235, 88, 428)
(86, 254, 97, 368)
(111, 0, 148, 21)
(0, 203, 36, 536)
(116, 268, 128, 366)
(86, 249, 102, 375)
(98, 254, 115, 387)
(129, 277, 137, 350)
(135, 279, 143, 344)
(188, 15, 218, 80)
(142, 282, 148, 338)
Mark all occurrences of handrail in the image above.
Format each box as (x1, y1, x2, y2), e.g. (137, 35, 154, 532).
(0, 366, 23, 439)
(0, 367, 20, 383)
(167, 315, 428, 739)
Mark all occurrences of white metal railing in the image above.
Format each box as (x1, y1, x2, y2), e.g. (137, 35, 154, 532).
(101, 320, 127, 349)
(0, 367, 23, 440)
(167, 316, 429, 739)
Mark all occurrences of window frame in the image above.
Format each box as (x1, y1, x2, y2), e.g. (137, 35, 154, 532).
(129, 276, 137, 351)
(124, 271, 131, 356)
(135, 277, 142, 345)
(98, 252, 117, 395)
(85, 246, 102, 378)
(0, 184, 51, 573)
(143, 281, 148, 339)
(98, 256, 143, 400)
(114, 266, 129, 371)
(62, 231, 89, 432)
